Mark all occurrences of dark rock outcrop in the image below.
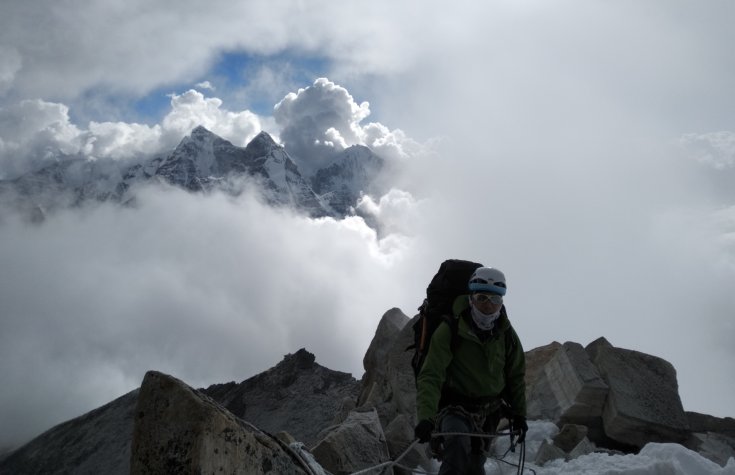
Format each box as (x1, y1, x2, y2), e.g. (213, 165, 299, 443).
(3, 309, 734, 472)
(0, 390, 138, 475)
(130, 370, 309, 474)
(203, 348, 361, 447)
(311, 409, 391, 475)
(591, 340, 690, 447)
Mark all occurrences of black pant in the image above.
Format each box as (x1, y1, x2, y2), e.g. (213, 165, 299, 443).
(436, 409, 499, 475)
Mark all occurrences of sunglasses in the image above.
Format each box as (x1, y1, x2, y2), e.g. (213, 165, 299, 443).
(472, 293, 503, 305)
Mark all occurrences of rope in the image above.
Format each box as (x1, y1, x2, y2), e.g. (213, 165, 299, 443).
(348, 439, 420, 475)
(346, 430, 529, 475)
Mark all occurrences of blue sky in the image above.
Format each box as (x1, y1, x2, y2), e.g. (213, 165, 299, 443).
(64, 51, 334, 126)
(1, 0, 735, 450)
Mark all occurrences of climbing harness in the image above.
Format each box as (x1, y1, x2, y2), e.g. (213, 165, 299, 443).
(347, 429, 531, 475)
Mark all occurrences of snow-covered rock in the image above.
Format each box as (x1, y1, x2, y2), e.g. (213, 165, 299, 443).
(310, 145, 384, 216)
(0, 126, 388, 220)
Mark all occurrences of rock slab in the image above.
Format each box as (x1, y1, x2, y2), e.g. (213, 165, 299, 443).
(130, 371, 307, 475)
(592, 343, 690, 448)
(311, 409, 391, 475)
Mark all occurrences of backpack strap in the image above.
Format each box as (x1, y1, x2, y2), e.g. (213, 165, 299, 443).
(442, 314, 461, 353)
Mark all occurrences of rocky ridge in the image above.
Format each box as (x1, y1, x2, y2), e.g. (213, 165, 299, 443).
(1, 309, 734, 474)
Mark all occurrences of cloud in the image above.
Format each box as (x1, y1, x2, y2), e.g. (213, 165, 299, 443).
(0, 100, 83, 178)
(195, 81, 215, 91)
(274, 78, 421, 174)
(680, 131, 735, 170)
(0, 184, 420, 448)
(0, 0, 426, 102)
(161, 89, 262, 147)
(0, 89, 268, 179)
(0, 46, 21, 95)
(274, 78, 370, 168)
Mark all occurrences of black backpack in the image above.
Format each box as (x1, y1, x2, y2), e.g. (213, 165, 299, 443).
(408, 259, 483, 378)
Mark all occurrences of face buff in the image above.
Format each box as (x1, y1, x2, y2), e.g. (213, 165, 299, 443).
(469, 301, 501, 331)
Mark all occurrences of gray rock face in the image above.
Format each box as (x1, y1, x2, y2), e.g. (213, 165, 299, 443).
(553, 424, 589, 453)
(358, 311, 418, 428)
(686, 432, 735, 467)
(687, 412, 735, 439)
(355, 312, 433, 473)
(130, 371, 308, 475)
(203, 348, 361, 447)
(534, 439, 566, 466)
(310, 145, 384, 216)
(311, 409, 391, 475)
(0, 349, 359, 474)
(592, 343, 690, 447)
(528, 342, 609, 440)
(359, 308, 409, 407)
(0, 390, 138, 475)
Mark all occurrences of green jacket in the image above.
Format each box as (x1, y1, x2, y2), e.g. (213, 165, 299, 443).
(416, 295, 526, 422)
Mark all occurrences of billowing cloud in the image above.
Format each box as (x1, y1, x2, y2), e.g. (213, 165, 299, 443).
(161, 89, 263, 147)
(0, 90, 266, 179)
(0, 100, 83, 178)
(0, 1, 424, 102)
(0, 184, 419, 448)
(274, 78, 370, 169)
(274, 78, 421, 174)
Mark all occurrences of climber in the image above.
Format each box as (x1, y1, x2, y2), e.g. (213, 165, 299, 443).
(414, 266, 527, 474)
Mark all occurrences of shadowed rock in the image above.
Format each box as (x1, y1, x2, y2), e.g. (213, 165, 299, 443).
(591, 342, 690, 448)
(0, 390, 138, 475)
(311, 409, 391, 475)
(130, 371, 308, 475)
(204, 348, 361, 447)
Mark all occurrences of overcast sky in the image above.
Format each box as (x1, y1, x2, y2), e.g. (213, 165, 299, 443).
(1, 0, 734, 449)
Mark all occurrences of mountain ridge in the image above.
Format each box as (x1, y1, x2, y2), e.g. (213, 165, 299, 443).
(0, 126, 386, 221)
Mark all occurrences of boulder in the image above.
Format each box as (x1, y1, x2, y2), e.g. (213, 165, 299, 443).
(357, 311, 417, 430)
(311, 408, 391, 475)
(130, 371, 308, 475)
(686, 432, 735, 467)
(524, 341, 562, 389)
(687, 412, 735, 439)
(590, 342, 690, 448)
(553, 424, 589, 453)
(568, 437, 597, 460)
(383, 414, 432, 475)
(527, 342, 608, 441)
(359, 308, 409, 407)
(534, 439, 566, 466)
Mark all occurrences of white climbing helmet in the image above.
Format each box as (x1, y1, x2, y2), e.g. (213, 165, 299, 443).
(468, 267, 507, 295)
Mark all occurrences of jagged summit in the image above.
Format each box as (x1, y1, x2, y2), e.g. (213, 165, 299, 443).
(0, 126, 386, 221)
(202, 347, 359, 446)
(248, 130, 279, 148)
(190, 124, 217, 138)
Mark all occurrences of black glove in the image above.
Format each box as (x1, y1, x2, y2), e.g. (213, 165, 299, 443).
(414, 419, 434, 443)
(512, 415, 528, 443)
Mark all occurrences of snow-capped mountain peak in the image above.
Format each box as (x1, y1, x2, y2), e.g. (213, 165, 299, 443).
(0, 126, 388, 221)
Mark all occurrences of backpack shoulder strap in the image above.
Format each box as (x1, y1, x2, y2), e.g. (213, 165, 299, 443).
(442, 314, 461, 353)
